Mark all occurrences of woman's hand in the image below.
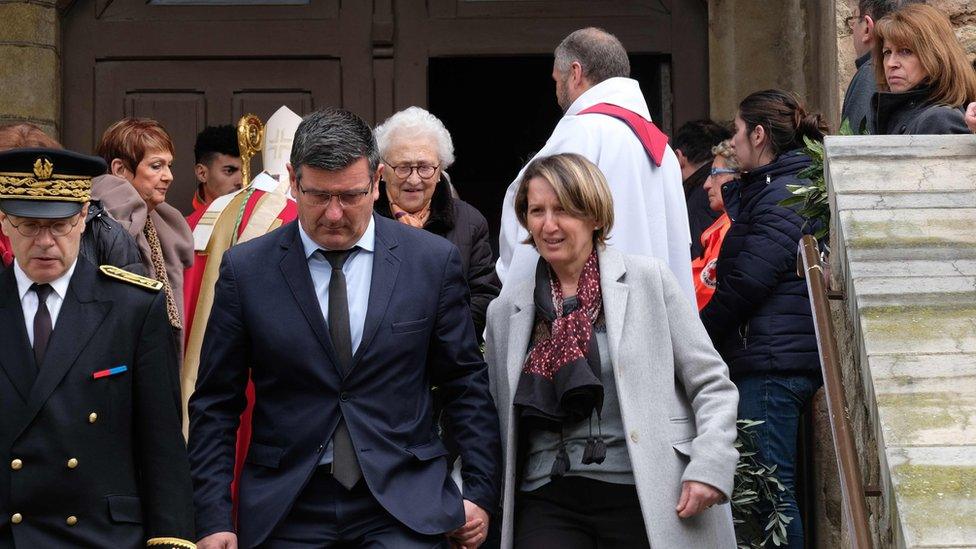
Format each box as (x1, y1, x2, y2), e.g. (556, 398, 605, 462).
(675, 480, 724, 518)
(965, 102, 976, 133)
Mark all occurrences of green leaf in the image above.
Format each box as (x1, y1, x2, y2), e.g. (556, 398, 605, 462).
(779, 196, 806, 208)
(839, 118, 853, 136)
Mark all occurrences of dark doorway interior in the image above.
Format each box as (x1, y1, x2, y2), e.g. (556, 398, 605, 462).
(428, 54, 669, 257)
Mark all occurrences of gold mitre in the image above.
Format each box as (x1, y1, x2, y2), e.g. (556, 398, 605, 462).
(0, 147, 106, 219)
(262, 106, 302, 179)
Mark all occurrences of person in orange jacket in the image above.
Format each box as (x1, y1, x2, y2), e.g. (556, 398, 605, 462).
(691, 139, 738, 310)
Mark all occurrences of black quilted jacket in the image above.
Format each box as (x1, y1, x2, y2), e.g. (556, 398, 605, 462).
(699, 150, 822, 379)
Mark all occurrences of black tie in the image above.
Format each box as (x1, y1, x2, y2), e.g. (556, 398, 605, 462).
(323, 249, 362, 489)
(31, 283, 53, 368)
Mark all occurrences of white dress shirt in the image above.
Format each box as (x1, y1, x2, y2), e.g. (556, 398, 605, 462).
(299, 217, 375, 465)
(298, 216, 375, 355)
(14, 259, 77, 345)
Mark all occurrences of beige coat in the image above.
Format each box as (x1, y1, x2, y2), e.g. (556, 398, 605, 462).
(485, 247, 739, 548)
(91, 175, 194, 325)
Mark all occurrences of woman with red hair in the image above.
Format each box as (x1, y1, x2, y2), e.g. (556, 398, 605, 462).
(95, 118, 193, 337)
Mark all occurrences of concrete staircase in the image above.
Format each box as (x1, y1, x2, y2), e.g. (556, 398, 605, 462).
(827, 135, 976, 547)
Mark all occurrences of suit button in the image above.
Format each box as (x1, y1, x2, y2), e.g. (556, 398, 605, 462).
(67, 458, 79, 469)
(88, 412, 98, 424)
(10, 513, 21, 524)
(339, 392, 349, 402)
(629, 430, 640, 443)
(66, 516, 77, 526)
(10, 459, 22, 470)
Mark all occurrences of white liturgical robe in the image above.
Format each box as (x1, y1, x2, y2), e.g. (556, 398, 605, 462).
(497, 77, 695, 305)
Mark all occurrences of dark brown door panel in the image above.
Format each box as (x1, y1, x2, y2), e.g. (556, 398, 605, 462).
(88, 59, 339, 213)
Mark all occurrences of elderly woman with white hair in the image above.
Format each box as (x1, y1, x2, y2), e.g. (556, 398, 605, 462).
(374, 106, 499, 338)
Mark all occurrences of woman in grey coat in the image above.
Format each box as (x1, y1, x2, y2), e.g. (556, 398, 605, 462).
(484, 153, 738, 548)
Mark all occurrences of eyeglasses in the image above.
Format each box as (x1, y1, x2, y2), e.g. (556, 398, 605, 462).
(4, 215, 82, 237)
(709, 167, 738, 177)
(385, 163, 439, 180)
(297, 180, 373, 208)
(845, 13, 862, 31)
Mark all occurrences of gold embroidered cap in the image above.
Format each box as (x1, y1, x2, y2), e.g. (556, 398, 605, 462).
(0, 147, 107, 219)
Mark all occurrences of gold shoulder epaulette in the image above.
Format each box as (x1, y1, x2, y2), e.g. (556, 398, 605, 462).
(146, 538, 196, 549)
(99, 265, 163, 291)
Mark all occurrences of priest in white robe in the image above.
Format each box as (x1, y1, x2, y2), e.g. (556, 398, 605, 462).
(497, 27, 695, 305)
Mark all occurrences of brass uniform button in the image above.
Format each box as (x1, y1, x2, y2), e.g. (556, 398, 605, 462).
(67, 458, 78, 469)
(88, 412, 98, 424)
(10, 513, 22, 524)
(66, 515, 77, 526)
(10, 459, 22, 470)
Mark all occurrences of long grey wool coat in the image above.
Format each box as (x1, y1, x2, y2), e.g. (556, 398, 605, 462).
(484, 247, 739, 548)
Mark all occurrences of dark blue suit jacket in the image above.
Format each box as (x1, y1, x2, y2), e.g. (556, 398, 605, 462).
(188, 215, 501, 546)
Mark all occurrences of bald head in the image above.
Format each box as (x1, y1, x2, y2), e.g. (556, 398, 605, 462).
(554, 27, 630, 85)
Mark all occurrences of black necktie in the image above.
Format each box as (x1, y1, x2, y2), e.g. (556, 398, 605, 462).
(323, 249, 362, 489)
(31, 283, 53, 368)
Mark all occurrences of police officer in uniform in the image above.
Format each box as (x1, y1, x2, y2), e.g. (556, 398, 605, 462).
(0, 148, 195, 548)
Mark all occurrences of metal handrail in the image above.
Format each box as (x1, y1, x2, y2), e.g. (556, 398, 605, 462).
(796, 235, 873, 549)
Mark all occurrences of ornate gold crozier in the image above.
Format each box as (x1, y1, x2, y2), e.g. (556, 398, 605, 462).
(237, 113, 265, 189)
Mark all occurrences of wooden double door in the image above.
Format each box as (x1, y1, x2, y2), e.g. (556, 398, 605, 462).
(62, 0, 708, 219)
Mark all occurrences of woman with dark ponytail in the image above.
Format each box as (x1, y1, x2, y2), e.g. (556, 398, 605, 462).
(699, 89, 826, 548)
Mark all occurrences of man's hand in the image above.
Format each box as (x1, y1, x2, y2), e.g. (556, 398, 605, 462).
(448, 499, 490, 549)
(965, 102, 976, 133)
(197, 531, 237, 549)
(675, 480, 724, 519)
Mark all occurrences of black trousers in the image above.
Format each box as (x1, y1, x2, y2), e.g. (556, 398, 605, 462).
(514, 477, 650, 549)
(260, 466, 449, 548)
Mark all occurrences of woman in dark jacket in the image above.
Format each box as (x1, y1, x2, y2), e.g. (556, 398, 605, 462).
(700, 89, 827, 549)
(871, 4, 976, 135)
(0, 123, 144, 273)
(374, 107, 499, 338)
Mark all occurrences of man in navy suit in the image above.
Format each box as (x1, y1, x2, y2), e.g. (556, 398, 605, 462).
(189, 108, 501, 549)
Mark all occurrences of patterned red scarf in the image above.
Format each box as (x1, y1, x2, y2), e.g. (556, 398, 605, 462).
(523, 250, 602, 382)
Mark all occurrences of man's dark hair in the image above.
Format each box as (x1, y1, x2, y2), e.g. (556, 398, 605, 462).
(290, 107, 379, 180)
(194, 125, 239, 165)
(672, 120, 733, 165)
(554, 27, 630, 83)
(859, 0, 924, 20)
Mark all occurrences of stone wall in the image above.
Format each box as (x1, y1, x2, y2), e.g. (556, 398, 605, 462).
(708, 0, 841, 131)
(835, 0, 976, 123)
(827, 134, 976, 547)
(0, 0, 60, 139)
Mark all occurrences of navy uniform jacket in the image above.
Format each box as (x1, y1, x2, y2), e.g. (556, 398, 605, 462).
(188, 215, 501, 547)
(0, 260, 194, 548)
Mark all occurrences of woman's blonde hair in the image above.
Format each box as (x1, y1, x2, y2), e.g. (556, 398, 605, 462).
(711, 139, 740, 170)
(873, 4, 976, 106)
(514, 153, 614, 247)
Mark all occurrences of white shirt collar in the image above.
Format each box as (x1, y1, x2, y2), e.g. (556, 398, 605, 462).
(565, 77, 652, 120)
(298, 215, 376, 259)
(13, 258, 78, 301)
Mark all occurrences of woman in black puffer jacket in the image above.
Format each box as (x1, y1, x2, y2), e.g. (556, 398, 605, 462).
(700, 89, 826, 549)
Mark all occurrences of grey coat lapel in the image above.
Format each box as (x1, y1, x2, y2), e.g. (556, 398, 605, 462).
(598, 248, 628, 363)
(505, 280, 535, 403)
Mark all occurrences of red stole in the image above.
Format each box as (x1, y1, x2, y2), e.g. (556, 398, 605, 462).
(578, 103, 669, 167)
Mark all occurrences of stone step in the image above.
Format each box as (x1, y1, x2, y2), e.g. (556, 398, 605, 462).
(885, 445, 976, 547)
